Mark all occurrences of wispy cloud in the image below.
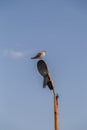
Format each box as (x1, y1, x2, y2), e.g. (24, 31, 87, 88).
(2, 49, 25, 59)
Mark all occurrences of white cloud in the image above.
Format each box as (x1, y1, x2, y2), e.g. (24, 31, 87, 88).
(2, 49, 25, 59)
(11, 51, 24, 58)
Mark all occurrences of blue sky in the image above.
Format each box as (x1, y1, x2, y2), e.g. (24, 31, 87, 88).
(0, 0, 87, 130)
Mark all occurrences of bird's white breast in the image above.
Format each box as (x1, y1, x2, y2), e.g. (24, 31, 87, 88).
(40, 52, 46, 58)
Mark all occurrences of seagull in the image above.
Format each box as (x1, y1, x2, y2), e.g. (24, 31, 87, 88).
(31, 51, 46, 59)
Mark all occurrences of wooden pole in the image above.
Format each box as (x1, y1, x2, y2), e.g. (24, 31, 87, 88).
(37, 60, 60, 130)
(52, 85, 59, 130)
(54, 94, 59, 130)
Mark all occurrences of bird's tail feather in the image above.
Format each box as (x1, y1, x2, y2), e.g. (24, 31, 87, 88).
(31, 57, 35, 59)
(31, 56, 37, 59)
(31, 55, 39, 59)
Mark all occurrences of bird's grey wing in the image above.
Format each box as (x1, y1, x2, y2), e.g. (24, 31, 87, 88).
(31, 52, 41, 59)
